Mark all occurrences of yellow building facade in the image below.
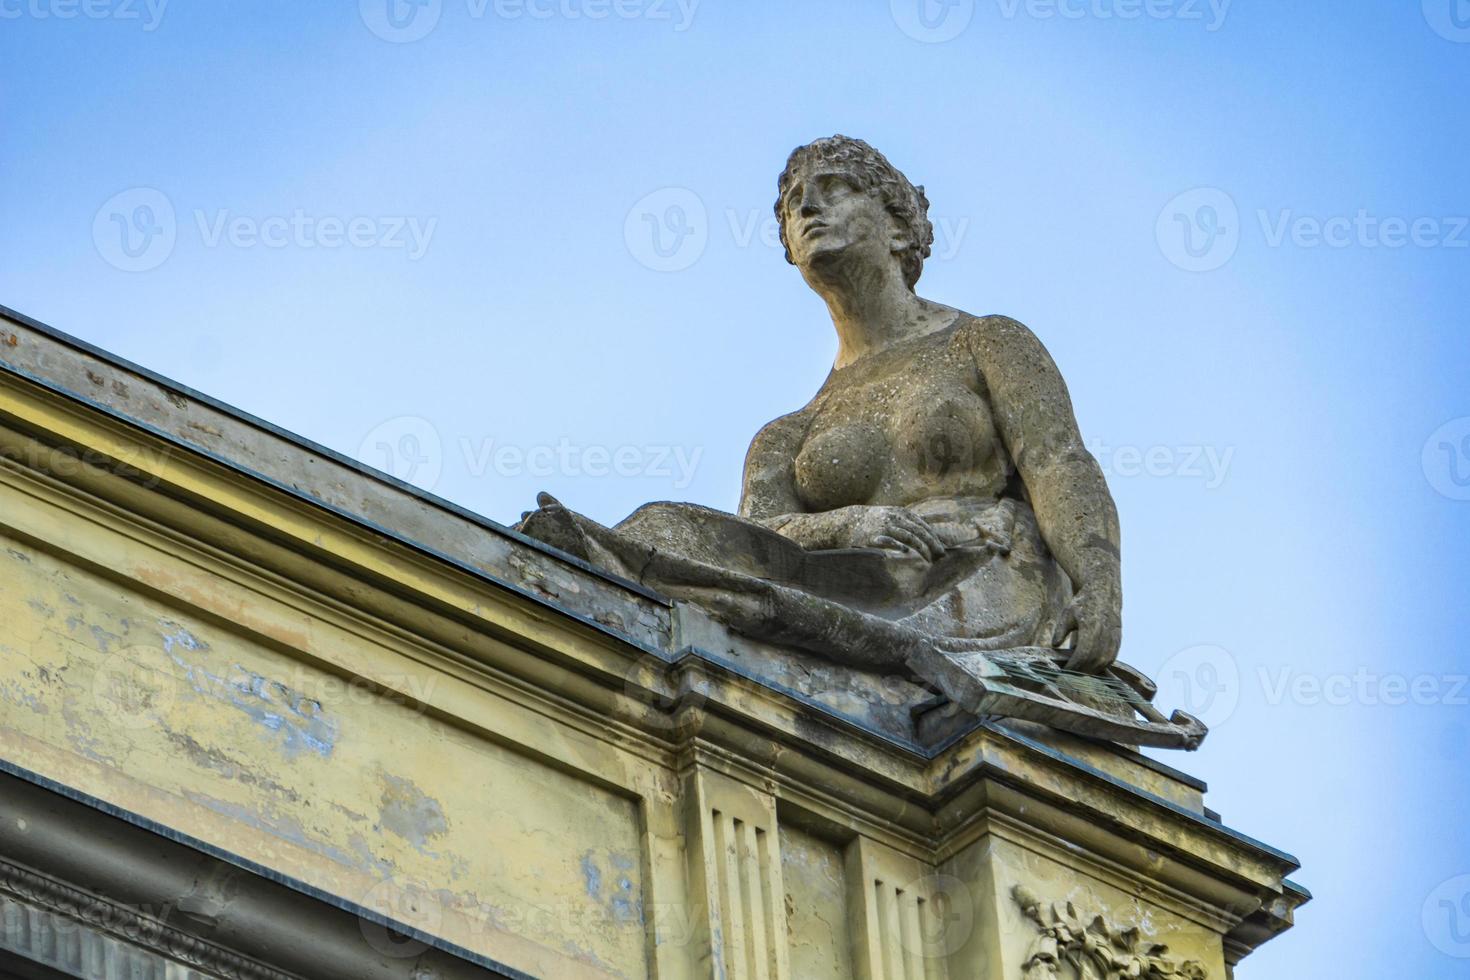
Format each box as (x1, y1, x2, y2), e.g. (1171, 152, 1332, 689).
(0, 305, 1305, 979)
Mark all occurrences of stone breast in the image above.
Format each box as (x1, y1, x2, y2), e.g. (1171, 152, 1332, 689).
(795, 421, 887, 512)
(793, 326, 1008, 512)
(794, 384, 1000, 512)
(896, 387, 997, 481)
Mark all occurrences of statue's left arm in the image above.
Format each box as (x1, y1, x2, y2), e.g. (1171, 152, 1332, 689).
(965, 315, 1122, 673)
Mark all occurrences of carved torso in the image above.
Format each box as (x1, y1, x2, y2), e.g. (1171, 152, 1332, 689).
(792, 317, 1012, 514)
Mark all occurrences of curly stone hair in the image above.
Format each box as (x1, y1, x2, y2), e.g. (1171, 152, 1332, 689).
(775, 135, 934, 289)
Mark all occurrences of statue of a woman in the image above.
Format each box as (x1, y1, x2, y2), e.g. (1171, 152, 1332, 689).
(519, 136, 1202, 748)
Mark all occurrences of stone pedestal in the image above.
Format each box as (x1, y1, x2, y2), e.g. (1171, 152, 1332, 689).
(0, 305, 1305, 978)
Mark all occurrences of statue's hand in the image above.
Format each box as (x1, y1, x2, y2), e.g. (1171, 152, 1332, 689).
(849, 506, 947, 562)
(1053, 578, 1122, 674)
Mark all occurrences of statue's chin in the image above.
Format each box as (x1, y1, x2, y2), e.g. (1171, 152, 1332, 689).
(795, 245, 867, 285)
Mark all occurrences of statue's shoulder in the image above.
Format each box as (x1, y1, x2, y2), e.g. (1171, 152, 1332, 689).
(953, 313, 1049, 361)
(954, 312, 1037, 344)
(747, 405, 811, 453)
(953, 314, 1069, 398)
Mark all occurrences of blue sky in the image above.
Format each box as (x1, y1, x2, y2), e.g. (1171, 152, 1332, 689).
(2, 1, 1468, 975)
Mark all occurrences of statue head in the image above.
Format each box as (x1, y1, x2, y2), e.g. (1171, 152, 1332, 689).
(775, 135, 934, 290)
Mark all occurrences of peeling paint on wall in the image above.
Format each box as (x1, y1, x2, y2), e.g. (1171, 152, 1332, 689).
(378, 772, 449, 854)
(162, 619, 339, 760)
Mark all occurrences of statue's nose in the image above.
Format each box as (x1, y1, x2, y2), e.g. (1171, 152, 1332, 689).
(797, 184, 823, 216)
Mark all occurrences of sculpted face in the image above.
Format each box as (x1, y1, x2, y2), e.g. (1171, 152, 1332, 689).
(779, 166, 904, 277)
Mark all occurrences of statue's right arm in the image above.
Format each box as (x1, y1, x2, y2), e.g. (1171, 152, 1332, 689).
(739, 410, 809, 528)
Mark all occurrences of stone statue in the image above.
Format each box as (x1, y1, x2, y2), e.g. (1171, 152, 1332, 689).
(518, 136, 1205, 749)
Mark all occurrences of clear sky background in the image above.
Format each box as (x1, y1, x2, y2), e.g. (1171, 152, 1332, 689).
(2, 1, 1467, 975)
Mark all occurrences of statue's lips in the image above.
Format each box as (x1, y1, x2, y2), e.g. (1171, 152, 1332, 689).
(801, 222, 830, 238)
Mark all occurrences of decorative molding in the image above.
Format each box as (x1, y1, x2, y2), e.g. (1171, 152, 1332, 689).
(0, 855, 300, 980)
(710, 807, 785, 979)
(1012, 886, 1207, 979)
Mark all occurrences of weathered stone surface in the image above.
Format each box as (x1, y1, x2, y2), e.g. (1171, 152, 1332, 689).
(1012, 885, 1209, 979)
(0, 307, 1307, 978)
(518, 137, 1201, 749)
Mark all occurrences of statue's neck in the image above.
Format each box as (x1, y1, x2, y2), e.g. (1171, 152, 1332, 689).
(813, 264, 931, 370)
